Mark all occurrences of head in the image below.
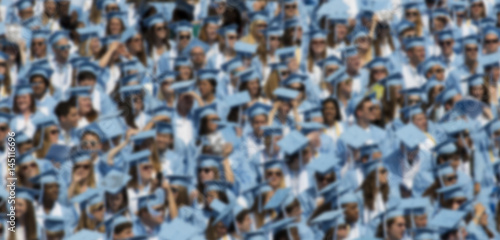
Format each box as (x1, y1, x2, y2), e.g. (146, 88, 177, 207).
(412, 113, 428, 132)
(197, 79, 216, 98)
(346, 55, 361, 74)
(177, 31, 192, 50)
(343, 202, 359, 223)
(310, 37, 326, 56)
(80, 131, 102, 151)
(355, 98, 376, 123)
(284, 1, 298, 18)
(113, 222, 133, 240)
(407, 46, 426, 65)
(77, 71, 97, 87)
(14, 93, 35, 114)
(251, 114, 267, 137)
(265, 168, 283, 190)
(126, 33, 144, 54)
(484, 33, 499, 54)
(52, 37, 70, 62)
(156, 132, 173, 152)
(315, 172, 335, 190)
(190, 47, 206, 68)
(470, 1, 485, 19)
(387, 216, 406, 240)
(404, 9, 421, 24)
(439, 38, 454, 56)
(30, 75, 49, 98)
(43, 182, 60, 203)
(464, 43, 479, 62)
(107, 17, 125, 36)
(31, 37, 47, 58)
(55, 98, 79, 129)
(236, 210, 252, 233)
(198, 166, 218, 182)
(106, 190, 127, 213)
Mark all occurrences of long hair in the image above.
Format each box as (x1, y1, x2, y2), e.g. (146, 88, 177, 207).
(250, 192, 273, 228)
(375, 217, 396, 238)
(359, 170, 389, 211)
(126, 37, 148, 67)
(70, 162, 97, 197)
(373, 24, 395, 56)
(16, 162, 39, 187)
(146, 24, 171, 56)
(75, 203, 105, 233)
(196, 167, 221, 203)
(33, 127, 53, 158)
(173, 185, 190, 208)
(307, 41, 326, 72)
(89, 0, 101, 24)
(1, 69, 12, 96)
(264, 70, 281, 99)
(422, 178, 441, 202)
(106, 18, 125, 36)
(381, 86, 403, 124)
(105, 189, 128, 213)
(13, 94, 36, 114)
(7, 199, 38, 240)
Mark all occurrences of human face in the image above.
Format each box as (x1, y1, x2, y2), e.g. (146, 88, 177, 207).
(269, 35, 281, 50)
(32, 38, 47, 58)
(205, 190, 218, 206)
(442, 173, 458, 186)
(78, 97, 92, 115)
(61, 107, 79, 129)
(464, 44, 478, 61)
(0, 123, 9, 140)
(206, 23, 218, 42)
(113, 226, 133, 240)
(178, 66, 192, 80)
(338, 79, 353, 96)
(0, 60, 6, 75)
(108, 192, 124, 212)
(21, 161, 38, 179)
(30, 76, 48, 97)
(44, 183, 60, 202)
(205, 114, 219, 133)
(315, 173, 334, 190)
(15, 199, 28, 218)
(322, 101, 337, 124)
(355, 36, 370, 51)
(470, 85, 484, 100)
(19, 7, 34, 20)
(359, 100, 375, 122)
(90, 203, 105, 221)
(44, 1, 56, 16)
(388, 216, 406, 240)
(156, 133, 173, 152)
(89, 38, 101, 55)
(178, 31, 191, 49)
(132, 94, 144, 113)
(266, 169, 283, 189)
(81, 133, 101, 151)
(470, 2, 484, 18)
(215, 221, 228, 239)
(53, 38, 70, 62)
(346, 55, 361, 73)
(405, 10, 419, 23)
(378, 167, 388, 184)
(414, 214, 427, 228)
(439, 39, 454, 56)
(237, 214, 252, 233)
(251, 115, 267, 137)
(127, 34, 143, 53)
(484, 33, 499, 54)
(15, 94, 32, 113)
(139, 162, 154, 181)
(372, 67, 388, 82)
(427, 66, 445, 81)
(47, 126, 60, 144)
(154, 23, 167, 40)
(198, 80, 213, 98)
(412, 113, 427, 132)
(226, 33, 237, 48)
(108, 18, 123, 35)
(450, 197, 467, 210)
(343, 203, 359, 223)
(73, 160, 91, 180)
(198, 167, 215, 182)
(335, 24, 348, 40)
(190, 47, 206, 66)
(247, 80, 260, 97)
(284, 2, 298, 18)
(253, 21, 267, 38)
(311, 38, 326, 55)
(411, 46, 426, 64)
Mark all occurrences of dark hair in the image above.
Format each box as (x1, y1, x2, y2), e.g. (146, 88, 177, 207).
(114, 222, 132, 235)
(355, 97, 372, 119)
(77, 71, 97, 82)
(322, 98, 342, 121)
(55, 98, 77, 118)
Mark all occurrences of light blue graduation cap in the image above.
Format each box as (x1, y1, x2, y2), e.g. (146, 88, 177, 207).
(263, 26, 284, 38)
(106, 11, 127, 24)
(143, 14, 165, 28)
(482, 26, 500, 40)
(350, 27, 369, 43)
(204, 180, 232, 194)
(14, 83, 33, 96)
(431, 8, 449, 19)
(197, 69, 219, 81)
(157, 70, 177, 83)
(275, 47, 296, 62)
(170, 80, 195, 95)
(203, 16, 220, 26)
(310, 209, 345, 232)
(76, 26, 100, 42)
(480, 52, 500, 69)
(316, 56, 343, 69)
(225, 91, 251, 110)
(278, 130, 309, 156)
(174, 20, 192, 33)
(401, 197, 429, 217)
(49, 31, 69, 46)
(198, 155, 223, 168)
(379, 72, 403, 99)
(484, 118, 500, 135)
(14, 0, 33, 10)
(400, 104, 424, 119)
(101, 169, 131, 195)
(342, 46, 358, 59)
(404, 37, 425, 50)
(16, 187, 38, 202)
(437, 183, 467, 200)
(249, 10, 268, 22)
(395, 123, 426, 149)
(300, 102, 322, 121)
(361, 159, 383, 176)
(71, 188, 104, 214)
(420, 56, 445, 75)
(262, 126, 283, 137)
(240, 68, 260, 83)
(130, 130, 156, 146)
(70, 55, 91, 67)
(31, 29, 50, 41)
(428, 209, 467, 234)
(309, 28, 327, 40)
(263, 187, 292, 212)
(219, 24, 238, 36)
(437, 29, 454, 41)
(396, 20, 415, 35)
(15, 132, 31, 145)
(120, 73, 140, 86)
(359, 143, 381, 158)
(182, 38, 210, 57)
(70, 150, 92, 164)
(0, 112, 12, 124)
(29, 168, 58, 186)
(44, 216, 65, 233)
(193, 103, 217, 123)
(234, 41, 258, 58)
(299, 122, 326, 135)
(119, 85, 144, 101)
(28, 66, 53, 80)
(125, 149, 151, 166)
(432, 138, 457, 155)
(120, 60, 142, 74)
(65, 229, 103, 240)
(435, 161, 455, 179)
(242, 182, 272, 212)
(156, 122, 173, 135)
(463, 73, 484, 87)
(221, 57, 243, 73)
(435, 86, 460, 104)
(77, 61, 101, 76)
(440, 119, 469, 136)
(365, 57, 389, 70)
(284, 17, 300, 29)
(325, 66, 349, 91)
(347, 93, 375, 117)
(243, 231, 267, 240)
(158, 218, 198, 240)
(462, 34, 479, 46)
(166, 175, 192, 188)
(69, 86, 92, 99)
(414, 228, 439, 240)
(262, 159, 285, 171)
(282, 73, 307, 86)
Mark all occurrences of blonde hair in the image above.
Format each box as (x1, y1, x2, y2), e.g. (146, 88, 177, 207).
(70, 161, 97, 197)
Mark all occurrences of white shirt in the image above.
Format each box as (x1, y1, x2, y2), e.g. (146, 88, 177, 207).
(174, 115, 194, 146)
(49, 59, 73, 94)
(401, 64, 426, 88)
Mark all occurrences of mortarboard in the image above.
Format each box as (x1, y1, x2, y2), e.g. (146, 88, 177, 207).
(361, 159, 383, 176)
(204, 180, 232, 194)
(350, 28, 369, 43)
(225, 91, 251, 109)
(170, 80, 195, 94)
(125, 149, 151, 166)
(219, 24, 238, 36)
(404, 37, 425, 50)
(234, 41, 258, 58)
(282, 73, 307, 86)
(480, 52, 500, 69)
(165, 175, 192, 188)
(278, 130, 309, 155)
(463, 73, 485, 87)
(414, 228, 439, 240)
(14, 83, 33, 96)
(432, 138, 457, 155)
(437, 183, 466, 200)
(275, 47, 296, 62)
(68, 86, 92, 98)
(182, 38, 210, 57)
(173, 20, 192, 33)
(130, 130, 156, 145)
(342, 46, 358, 59)
(31, 29, 50, 40)
(156, 122, 173, 135)
(316, 56, 343, 69)
(157, 71, 178, 83)
(365, 57, 389, 70)
(76, 26, 100, 42)
(396, 20, 415, 35)
(249, 10, 268, 22)
(101, 170, 131, 195)
(395, 123, 427, 149)
(435, 86, 460, 104)
(14, 0, 33, 10)
(221, 57, 243, 73)
(49, 31, 69, 46)
(197, 69, 219, 81)
(262, 159, 285, 171)
(77, 61, 101, 76)
(65, 229, 103, 240)
(193, 103, 218, 123)
(310, 209, 345, 232)
(28, 66, 53, 80)
(462, 34, 479, 46)
(44, 216, 65, 233)
(198, 155, 223, 169)
(429, 209, 467, 234)
(143, 14, 165, 28)
(16, 187, 38, 202)
(239, 68, 260, 83)
(299, 122, 326, 135)
(0, 112, 12, 124)
(437, 29, 454, 41)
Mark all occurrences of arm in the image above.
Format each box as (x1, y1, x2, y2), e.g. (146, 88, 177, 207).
(187, 92, 204, 107)
(162, 181, 178, 219)
(222, 158, 235, 183)
(292, 100, 300, 130)
(106, 129, 138, 165)
(143, 115, 171, 131)
(268, 101, 280, 126)
(98, 42, 120, 68)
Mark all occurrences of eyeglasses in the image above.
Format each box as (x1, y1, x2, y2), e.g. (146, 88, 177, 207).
(81, 141, 98, 147)
(270, 37, 280, 41)
(405, 11, 419, 17)
(445, 175, 457, 182)
(21, 162, 37, 171)
(75, 164, 90, 170)
(379, 169, 387, 174)
(56, 44, 70, 51)
(199, 168, 212, 174)
(179, 35, 191, 40)
(155, 26, 166, 32)
(50, 129, 60, 135)
(285, 4, 297, 9)
(465, 47, 478, 52)
(266, 170, 282, 177)
(439, 41, 453, 46)
(141, 164, 153, 171)
(227, 35, 237, 40)
(430, 68, 444, 74)
(0, 126, 7, 132)
(32, 41, 45, 47)
(485, 39, 499, 45)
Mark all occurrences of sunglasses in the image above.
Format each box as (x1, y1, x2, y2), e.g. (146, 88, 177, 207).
(0, 126, 7, 132)
(439, 41, 453, 46)
(56, 44, 70, 51)
(368, 106, 377, 111)
(21, 162, 37, 171)
(372, 69, 386, 74)
(285, 4, 297, 9)
(179, 35, 191, 40)
(280, 71, 290, 76)
(379, 169, 387, 174)
(485, 39, 499, 45)
(430, 68, 444, 74)
(227, 35, 237, 40)
(312, 41, 326, 45)
(445, 175, 457, 182)
(75, 164, 90, 170)
(270, 37, 280, 41)
(199, 168, 212, 174)
(32, 41, 45, 47)
(266, 170, 282, 177)
(131, 37, 142, 43)
(405, 12, 419, 17)
(141, 164, 153, 171)
(471, 3, 483, 8)
(465, 47, 478, 52)
(81, 141, 98, 147)
(50, 129, 60, 135)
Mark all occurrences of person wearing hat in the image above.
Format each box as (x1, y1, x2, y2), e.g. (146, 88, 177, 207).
(48, 31, 74, 94)
(121, 28, 153, 71)
(172, 20, 193, 56)
(143, 14, 175, 64)
(206, 24, 240, 71)
(401, 37, 427, 89)
(30, 169, 72, 221)
(198, 16, 222, 59)
(372, 201, 406, 240)
(10, 83, 51, 138)
(27, 30, 49, 62)
(72, 188, 107, 233)
(240, 11, 268, 45)
(54, 98, 80, 146)
(66, 151, 99, 200)
(131, 189, 166, 236)
(196, 69, 220, 105)
(321, 97, 345, 144)
(9, 188, 42, 240)
(28, 65, 59, 111)
(0, 51, 13, 98)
